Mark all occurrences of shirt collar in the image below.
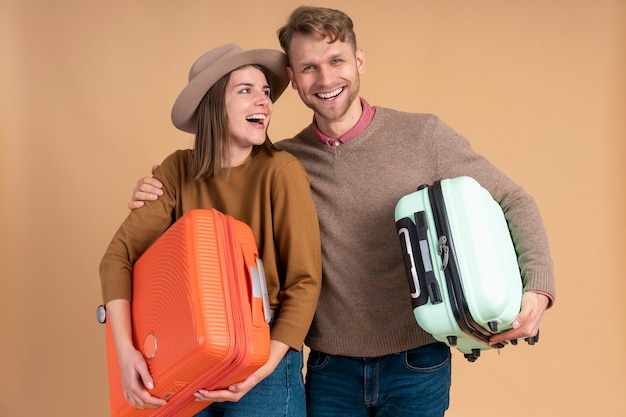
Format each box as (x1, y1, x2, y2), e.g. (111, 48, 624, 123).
(312, 97, 376, 146)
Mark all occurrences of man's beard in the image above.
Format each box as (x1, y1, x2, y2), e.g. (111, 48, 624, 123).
(301, 77, 360, 123)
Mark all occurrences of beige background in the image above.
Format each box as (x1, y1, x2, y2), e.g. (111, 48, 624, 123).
(1, 0, 624, 416)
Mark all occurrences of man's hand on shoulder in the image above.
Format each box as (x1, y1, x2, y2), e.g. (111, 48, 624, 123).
(128, 165, 163, 210)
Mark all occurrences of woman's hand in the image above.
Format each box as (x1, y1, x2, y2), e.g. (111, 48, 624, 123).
(107, 299, 167, 409)
(116, 344, 167, 408)
(194, 340, 290, 403)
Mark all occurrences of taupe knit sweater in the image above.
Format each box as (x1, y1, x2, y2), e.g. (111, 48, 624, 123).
(277, 107, 555, 357)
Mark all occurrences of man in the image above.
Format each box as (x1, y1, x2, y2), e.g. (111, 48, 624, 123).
(129, 6, 555, 417)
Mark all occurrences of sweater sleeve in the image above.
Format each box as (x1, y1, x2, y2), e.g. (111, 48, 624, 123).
(431, 116, 556, 303)
(99, 152, 182, 304)
(268, 157, 322, 350)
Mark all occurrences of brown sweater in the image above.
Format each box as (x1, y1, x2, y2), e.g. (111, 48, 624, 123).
(277, 107, 555, 357)
(99, 149, 322, 350)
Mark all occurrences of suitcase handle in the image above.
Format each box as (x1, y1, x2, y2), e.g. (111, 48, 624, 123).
(397, 218, 426, 307)
(243, 245, 271, 326)
(395, 213, 442, 308)
(253, 257, 271, 325)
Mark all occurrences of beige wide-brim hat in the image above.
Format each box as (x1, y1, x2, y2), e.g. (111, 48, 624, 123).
(171, 43, 289, 134)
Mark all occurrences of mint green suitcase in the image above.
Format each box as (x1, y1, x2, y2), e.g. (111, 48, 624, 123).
(395, 176, 536, 361)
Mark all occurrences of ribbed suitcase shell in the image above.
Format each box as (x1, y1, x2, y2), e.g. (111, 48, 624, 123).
(105, 208, 270, 417)
(394, 176, 522, 361)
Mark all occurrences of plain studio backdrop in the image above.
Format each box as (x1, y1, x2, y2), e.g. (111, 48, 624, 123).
(1, 1, 624, 416)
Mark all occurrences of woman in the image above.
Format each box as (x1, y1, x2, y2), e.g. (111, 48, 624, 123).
(99, 44, 322, 417)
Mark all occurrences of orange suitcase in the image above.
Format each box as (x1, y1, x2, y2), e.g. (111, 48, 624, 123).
(99, 208, 271, 417)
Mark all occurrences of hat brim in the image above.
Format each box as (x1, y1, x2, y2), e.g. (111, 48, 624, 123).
(171, 48, 289, 134)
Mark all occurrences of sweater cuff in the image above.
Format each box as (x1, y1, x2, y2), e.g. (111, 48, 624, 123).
(522, 268, 556, 310)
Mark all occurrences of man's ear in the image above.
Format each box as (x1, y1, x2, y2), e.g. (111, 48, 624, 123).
(355, 49, 366, 75)
(286, 66, 298, 90)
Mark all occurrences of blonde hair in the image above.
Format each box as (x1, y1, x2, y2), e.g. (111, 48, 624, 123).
(277, 6, 358, 58)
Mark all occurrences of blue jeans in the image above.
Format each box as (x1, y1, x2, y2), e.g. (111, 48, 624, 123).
(306, 342, 451, 417)
(193, 349, 306, 417)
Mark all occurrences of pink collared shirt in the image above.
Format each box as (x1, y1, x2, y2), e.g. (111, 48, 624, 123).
(312, 97, 376, 146)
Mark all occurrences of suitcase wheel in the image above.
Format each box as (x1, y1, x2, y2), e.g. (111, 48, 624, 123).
(492, 341, 506, 349)
(488, 321, 498, 332)
(525, 330, 540, 345)
(464, 349, 481, 362)
(510, 338, 519, 345)
(446, 335, 458, 346)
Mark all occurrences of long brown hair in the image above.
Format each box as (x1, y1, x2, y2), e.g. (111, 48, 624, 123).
(192, 64, 276, 180)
